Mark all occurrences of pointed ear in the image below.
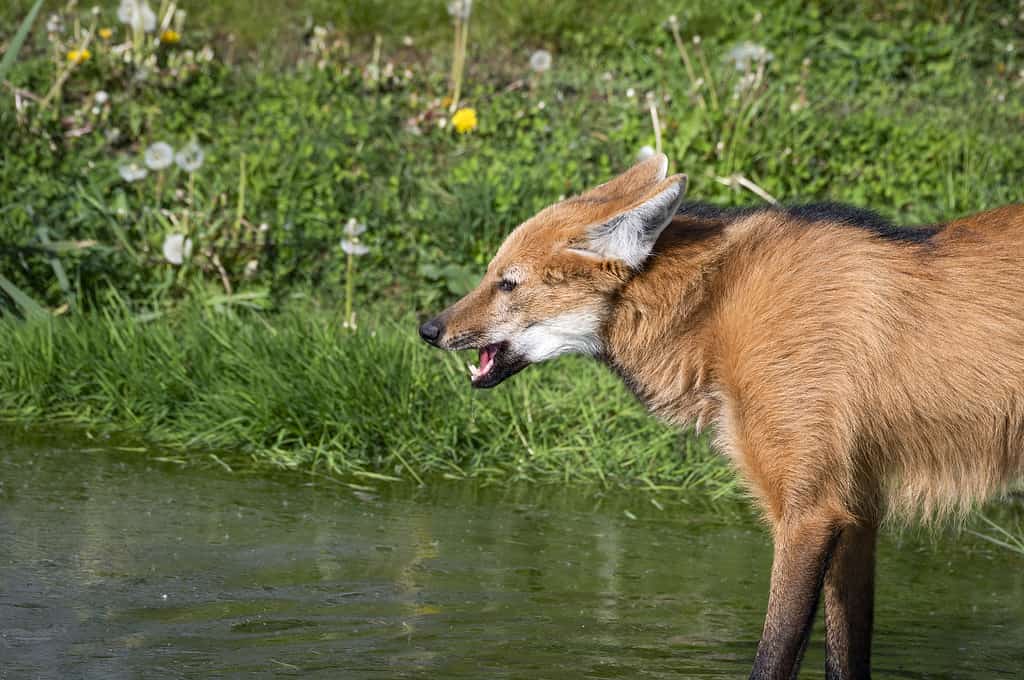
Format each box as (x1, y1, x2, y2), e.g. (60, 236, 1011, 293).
(580, 153, 669, 203)
(569, 174, 688, 269)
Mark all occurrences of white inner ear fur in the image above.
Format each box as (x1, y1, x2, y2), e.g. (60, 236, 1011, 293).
(572, 176, 687, 269)
(510, 308, 603, 363)
(652, 154, 669, 181)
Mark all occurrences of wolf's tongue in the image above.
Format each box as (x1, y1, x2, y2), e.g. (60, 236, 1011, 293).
(478, 345, 495, 376)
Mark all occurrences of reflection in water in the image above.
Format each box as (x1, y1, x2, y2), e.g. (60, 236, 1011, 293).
(1, 430, 1022, 678)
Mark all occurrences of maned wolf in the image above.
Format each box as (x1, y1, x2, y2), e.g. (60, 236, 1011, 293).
(417, 153, 1024, 679)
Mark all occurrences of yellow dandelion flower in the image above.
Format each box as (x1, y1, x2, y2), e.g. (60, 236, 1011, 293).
(99, 27, 113, 40)
(160, 29, 181, 44)
(451, 107, 478, 134)
(67, 49, 92, 64)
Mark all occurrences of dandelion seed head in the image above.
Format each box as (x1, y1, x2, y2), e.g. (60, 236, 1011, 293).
(118, 0, 156, 33)
(174, 141, 204, 172)
(162, 233, 193, 265)
(447, 0, 472, 20)
(46, 14, 64, 34)
(144, 142, 174, 170)
(344, 218, 367, 237)
(94, 90, 109, 105)
(637, 145, 656, 162)
(341, 239, 370, 256)
(626, 87, 636, 98)
(118, 162, 148, 182)
(530, 49, 552, 73)
(726, 41, 774, 71)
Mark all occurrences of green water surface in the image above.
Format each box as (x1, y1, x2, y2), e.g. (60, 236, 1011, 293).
(1, 432, 1022, 678)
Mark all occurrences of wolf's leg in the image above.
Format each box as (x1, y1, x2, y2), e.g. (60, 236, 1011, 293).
(749, 514, 839, 680)
(823, 523, 877, 680)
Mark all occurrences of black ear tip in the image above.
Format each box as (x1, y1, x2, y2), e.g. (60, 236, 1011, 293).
(675, 174, 689, 197)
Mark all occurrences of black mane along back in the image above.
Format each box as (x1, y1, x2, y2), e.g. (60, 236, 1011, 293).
(677, 201, 941, 243)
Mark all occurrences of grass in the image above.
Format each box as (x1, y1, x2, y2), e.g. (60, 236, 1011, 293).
(2, 2, 1024, 543)
(3, 1, 1024, 316)
(968, 513, 1024, 556)
(0, 306, 739, 495)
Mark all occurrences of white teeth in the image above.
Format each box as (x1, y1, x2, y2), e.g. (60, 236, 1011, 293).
(467, 363, 480, 379)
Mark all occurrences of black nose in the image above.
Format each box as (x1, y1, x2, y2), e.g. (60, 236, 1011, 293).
(418, 318, 443, 345)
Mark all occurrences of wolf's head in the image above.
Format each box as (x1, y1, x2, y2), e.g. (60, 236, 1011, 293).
(419, 153, 687, 388)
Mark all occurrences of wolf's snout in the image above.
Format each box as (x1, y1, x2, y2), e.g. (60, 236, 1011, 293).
(418, 318, 444, 346)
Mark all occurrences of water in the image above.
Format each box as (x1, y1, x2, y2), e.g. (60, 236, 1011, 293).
(1, 432, 1022, 679)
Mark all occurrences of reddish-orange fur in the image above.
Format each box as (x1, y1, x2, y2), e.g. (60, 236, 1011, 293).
(421, 155, 1024, 679)
(610, 203, 1024, 524)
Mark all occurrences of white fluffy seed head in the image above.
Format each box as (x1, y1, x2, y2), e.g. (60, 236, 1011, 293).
(530, 49, 552, 73)
(145, 142, 174, 170)
(162, 233, 193, 265)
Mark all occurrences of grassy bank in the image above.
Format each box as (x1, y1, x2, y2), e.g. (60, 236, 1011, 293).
(0, 308, 738, 494)
(2, 2, 1024, 537)
(3, 1, 1024, 317)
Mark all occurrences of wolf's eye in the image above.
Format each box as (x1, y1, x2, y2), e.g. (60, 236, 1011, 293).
(498, 279, 517, 292)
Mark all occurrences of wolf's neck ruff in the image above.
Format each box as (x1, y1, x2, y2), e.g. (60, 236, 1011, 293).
(601, 217, 725, 428)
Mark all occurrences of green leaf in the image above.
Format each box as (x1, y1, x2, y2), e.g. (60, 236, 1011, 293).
(0, 0, 45, 86)
(0, 273, 47, 320)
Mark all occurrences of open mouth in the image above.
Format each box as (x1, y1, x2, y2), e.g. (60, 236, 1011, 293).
(466, 341, 529, 388)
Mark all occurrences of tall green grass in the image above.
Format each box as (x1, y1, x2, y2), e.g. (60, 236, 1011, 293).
(968, 514, 1024, 556)
(0, 308, 738, 494)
